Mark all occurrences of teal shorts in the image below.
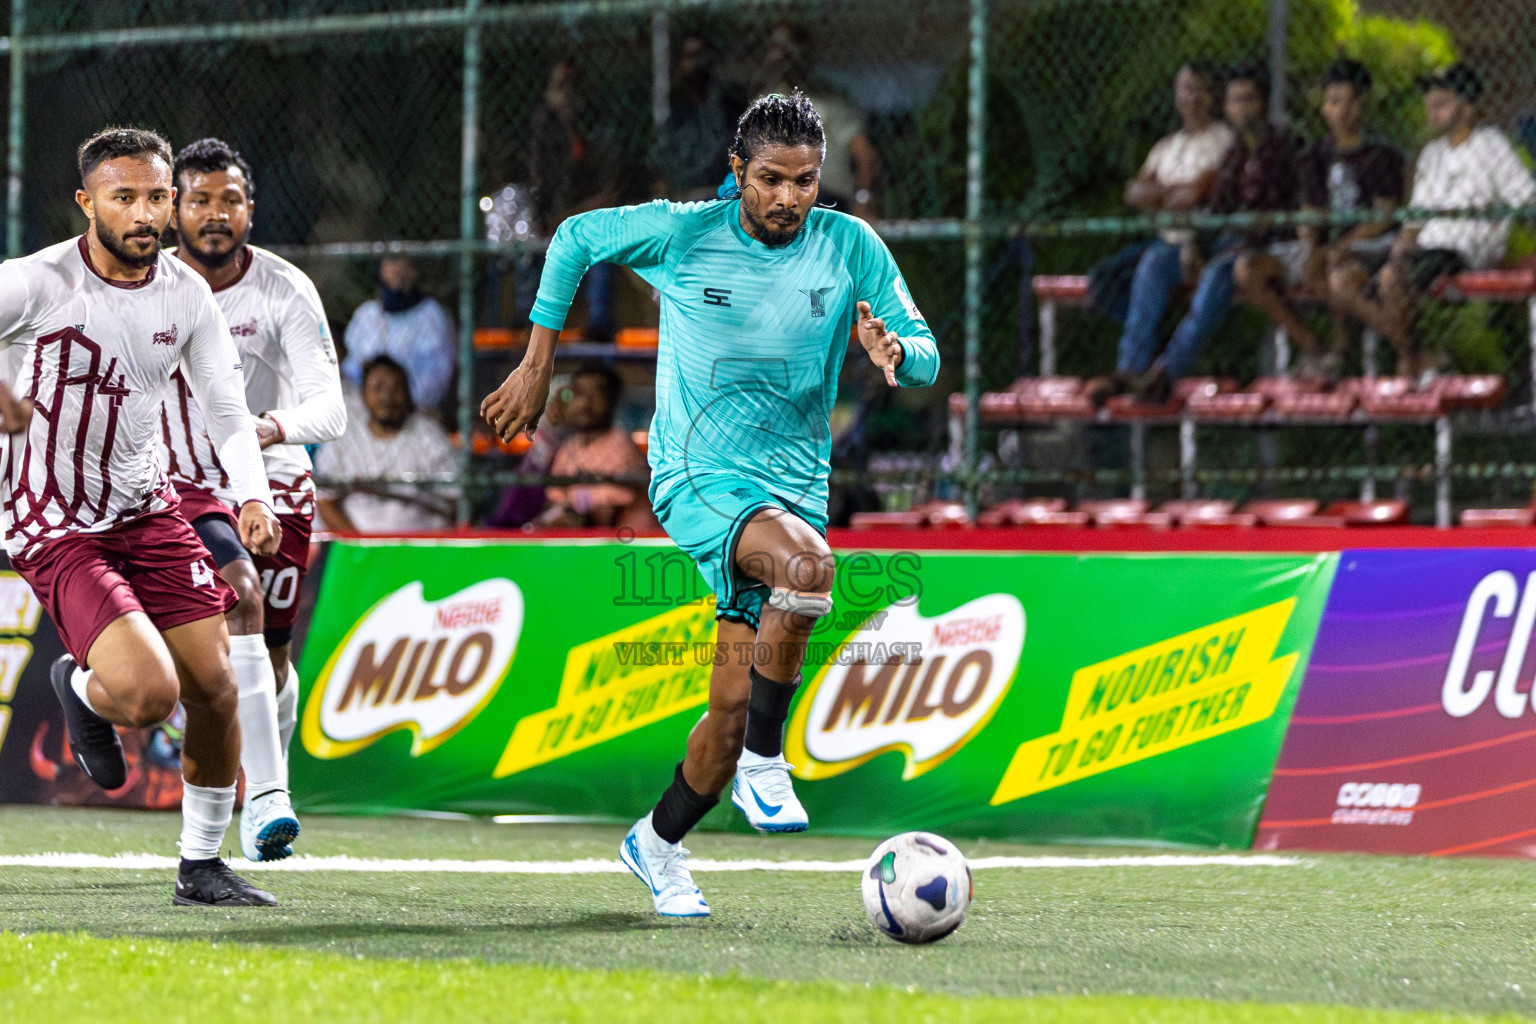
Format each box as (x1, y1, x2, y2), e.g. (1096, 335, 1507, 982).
(651, 471, 828, 630)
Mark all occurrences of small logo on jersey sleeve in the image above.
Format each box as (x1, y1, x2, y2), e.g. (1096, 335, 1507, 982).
(190, 559, 216, 588)
(319, 319, 338, 364)
(798, 287, 832, 318)
(894, 278, 924, 322)
(152, 324, 180, 347)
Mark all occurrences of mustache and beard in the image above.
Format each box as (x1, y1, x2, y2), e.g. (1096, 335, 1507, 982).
(177, 219, 251, 270)
(95, 220, 163, 270)
(741, 199, 805, 248)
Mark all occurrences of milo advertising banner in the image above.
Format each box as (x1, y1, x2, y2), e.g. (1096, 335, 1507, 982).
(293, 539, 1335, 846)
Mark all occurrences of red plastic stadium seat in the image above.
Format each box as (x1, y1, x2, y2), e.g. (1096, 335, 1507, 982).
(1014, 377, 1097, 420)
(1347, 377, 1443, 417)
(1097, 511, 1173, 529)
(1248, 376, 1329, 400)
(1161, 500, 1235, 525)
(1460, 507, 1536, 527)
(1242, 499, 1346, 527)
(919, 501, 971, 529)
(1079, 499, 1149, 518)
(977, 391, 1022, 421)
(1080, 499, 1163, 528)
(977, 498, 1066, 527)
(1015, 503, 1092, 527)
(1181, 511, 1260, 528)
(1271, 390, 1357, 420)
(848, 511, 926, 530)
(1032, 275, 1091, 304)
(1174, 377, 1240, 400)
(1105, 393, 1184, 419)
(1187, 390, 1269, 420)
(986, 498, 1092, 527)
(1438, 375, 1508, 411)
(1451, 265, 1536, 300)
(1325, 500, 1410, 526)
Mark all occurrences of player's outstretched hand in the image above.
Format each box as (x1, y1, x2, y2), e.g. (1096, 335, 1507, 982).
(238, 501, 282, 558)
(481, 362, 551, 443)
(857, 301, 902, 387)
(0, 380, 34, 435)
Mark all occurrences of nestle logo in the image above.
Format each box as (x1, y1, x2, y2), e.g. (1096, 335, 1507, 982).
(230, 318, 259, 337)
(930, 615, 1001, 649)
(152, 324, 179, 347)
(434, 599, 501, 630)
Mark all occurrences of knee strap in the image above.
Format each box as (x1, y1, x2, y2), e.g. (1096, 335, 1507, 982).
(768, 587, 832, 620)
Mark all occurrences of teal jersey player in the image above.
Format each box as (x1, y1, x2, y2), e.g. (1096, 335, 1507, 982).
(482, 92, 940, 919)
(528, 197, 938, 627)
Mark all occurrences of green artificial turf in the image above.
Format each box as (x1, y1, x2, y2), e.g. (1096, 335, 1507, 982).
(2, 932, 1530, 1024)
(0, 806, 1533, 1019)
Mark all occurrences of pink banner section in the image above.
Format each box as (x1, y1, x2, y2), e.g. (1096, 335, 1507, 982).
(1257, 549, 1536, 858)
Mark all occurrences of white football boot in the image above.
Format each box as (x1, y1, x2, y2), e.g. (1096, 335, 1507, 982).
(619, 813, 710, 917)
(731, 749, 809, 833)
(239, 789, 300, 862)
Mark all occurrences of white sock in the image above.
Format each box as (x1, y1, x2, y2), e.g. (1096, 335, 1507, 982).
(179, 780, 235, 861)
(275, 665, 299, 760)
(69, 665, 109, 719)
(230, 633, 287, 798)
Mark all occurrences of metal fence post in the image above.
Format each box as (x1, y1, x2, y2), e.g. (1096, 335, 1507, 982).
(1267, 0, 1287, 126)
(457, 0, 482, 526)
(7, 0, 25, 258)
(651, 6, 669, 128)
(962, 0, 987, 516)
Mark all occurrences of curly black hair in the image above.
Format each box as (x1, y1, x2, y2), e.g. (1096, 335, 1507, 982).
(173, 137, 256, 202)
(729, 91, 825, 166)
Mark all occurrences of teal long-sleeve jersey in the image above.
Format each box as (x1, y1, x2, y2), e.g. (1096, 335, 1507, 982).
(530, 199, 940, 515)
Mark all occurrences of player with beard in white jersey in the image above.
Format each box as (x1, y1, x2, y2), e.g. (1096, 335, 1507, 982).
(1, 127, 282, 906)
(157, 137, 347, 862)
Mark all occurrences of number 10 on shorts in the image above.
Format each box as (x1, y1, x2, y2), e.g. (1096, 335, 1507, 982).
(261, 567, 300, 610)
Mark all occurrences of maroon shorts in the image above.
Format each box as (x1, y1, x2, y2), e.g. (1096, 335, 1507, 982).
(176, 484, 238, 532)
(254, 511, 313, 633)
(11, 509, 238, 663)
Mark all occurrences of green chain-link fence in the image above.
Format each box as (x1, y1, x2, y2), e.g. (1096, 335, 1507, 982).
(3, 0, 1534, 525)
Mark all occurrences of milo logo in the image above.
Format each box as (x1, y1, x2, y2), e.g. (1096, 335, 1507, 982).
(787, 594, 1024, 780)
(301, 579, 524, 759)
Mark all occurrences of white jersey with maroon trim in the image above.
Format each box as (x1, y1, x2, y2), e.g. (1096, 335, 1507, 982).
(0, 236, 272, 557)
(158, 245, 346, 517)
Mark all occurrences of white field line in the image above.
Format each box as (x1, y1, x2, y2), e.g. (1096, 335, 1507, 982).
(0, 853, 1306, 873)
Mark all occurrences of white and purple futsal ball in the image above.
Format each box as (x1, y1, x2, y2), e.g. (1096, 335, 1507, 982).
(860, 831, 973, 944)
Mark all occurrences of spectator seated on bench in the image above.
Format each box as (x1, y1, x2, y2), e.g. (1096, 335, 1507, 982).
(1332, 62, 1536, 385)
(1233, 59, 1405, 382)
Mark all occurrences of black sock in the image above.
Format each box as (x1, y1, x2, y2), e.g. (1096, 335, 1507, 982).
(743, 664, 799, 758)
(650, 761, 719, 844)
(178, 856, 222, 871)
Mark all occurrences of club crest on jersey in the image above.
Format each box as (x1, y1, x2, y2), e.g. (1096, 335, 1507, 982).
(152, 324, 179, 347)
(230, 318, 259, 337)
(799, 287, 832, 318)
(190, 560, 216, 588)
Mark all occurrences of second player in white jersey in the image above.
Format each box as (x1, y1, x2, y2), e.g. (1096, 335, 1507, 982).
(158, 244, 345, 517)
(156, 137, 347, 865)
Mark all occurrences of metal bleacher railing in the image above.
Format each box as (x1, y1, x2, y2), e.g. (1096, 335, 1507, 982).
(2, 1, 1535, 527)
